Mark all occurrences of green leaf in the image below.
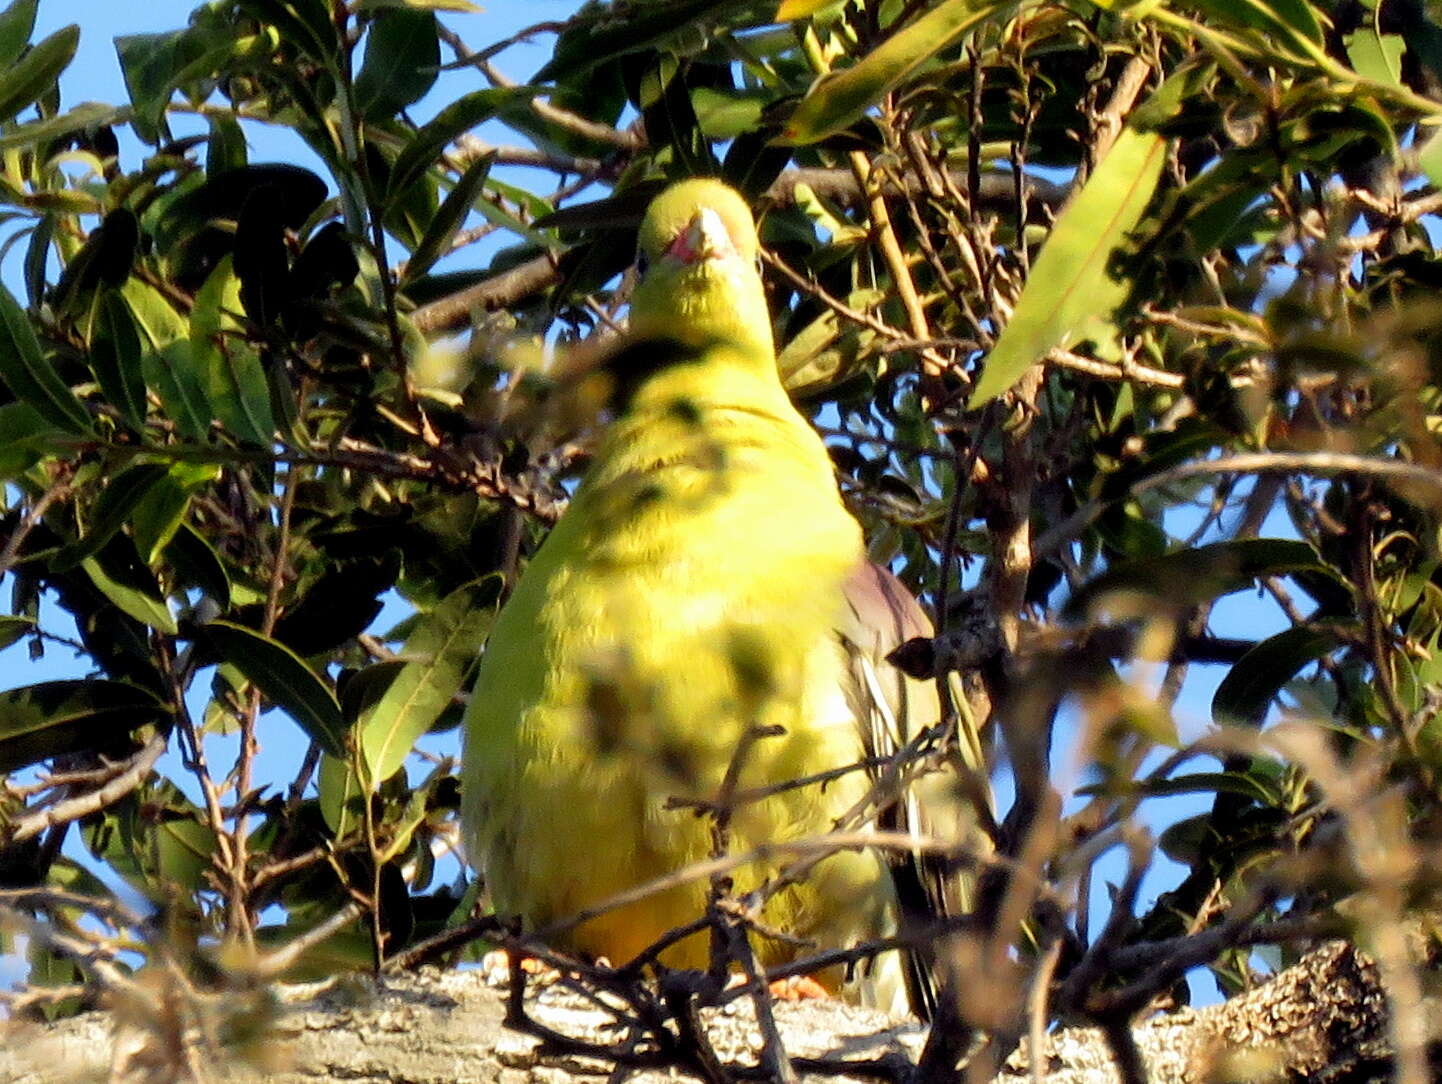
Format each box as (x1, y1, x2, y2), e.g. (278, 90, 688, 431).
(1192, 0, 1323, 49)
(401, 152, 493, 283)
(781, 0, 1007, 144)
(121, 278, 189, 348)
(1213, 624, 1347, 726)
(131, 462, 220, 566)
(0, 680, 168, 773)
(0, 614, 33, 651)
(90, 291, 148, 430)
(163, 521, 231, 605)
(203, 620, 346, 756)
(115, 31, 184, 142)
(536, 0, 755, 82)
(0, 400, 65, 477)
(155, 815, 217, 895)
(1346, 14, 1405, 87)
(0, 281, 90, 433)
(353, 9, 439, 122)
(0, 22, 77, 125)
(190, 255, 275, 446)
(235, 0, 336, 63)
(359, 578, 496, 786)
(142, 341, 212, 441)
(51, 463, 170, 572)
(1065, 538, 1341, 619)
(166, 30, 279, 106)
(0, 0, 37, 71)
(318, 750, 365, 834)
(970, 126, 1167, 407)
(775, 0, 836, 16)
(81, 549, 178, 635)
(23, 212, 51, 307)
(0, 101, 123, 151)
(1411, 131, 1442, 188)
(206, 113, 248, 176)
(387, 88, 521, 200)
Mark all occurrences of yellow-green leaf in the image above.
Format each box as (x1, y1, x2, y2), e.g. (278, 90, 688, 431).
(969, 127, 1167, 407)
(190, 255, 275, 446)
(782, 0, 1007, 144)
(775, 0, 837, 19)
(359, 578, 497, 786)
(0, 281, 90, 434)
(81, 553, 178, 635)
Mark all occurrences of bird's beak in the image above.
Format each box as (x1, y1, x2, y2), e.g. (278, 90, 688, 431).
(664, 207, 736, 266)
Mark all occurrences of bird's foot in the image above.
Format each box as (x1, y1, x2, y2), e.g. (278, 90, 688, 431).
(480, 949, 611, 988)
(768, 974, 831, 1001)
(726, 972, 831, 1001)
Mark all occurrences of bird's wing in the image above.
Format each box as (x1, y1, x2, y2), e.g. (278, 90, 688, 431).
(837, 561, 990, 1018)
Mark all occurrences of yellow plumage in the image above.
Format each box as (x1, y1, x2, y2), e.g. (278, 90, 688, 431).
(462, 179, 967, 1011)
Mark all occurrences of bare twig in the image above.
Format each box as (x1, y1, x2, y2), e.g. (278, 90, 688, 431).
(3, 730, 168, 845)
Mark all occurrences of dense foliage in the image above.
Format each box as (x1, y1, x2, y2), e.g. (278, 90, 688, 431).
(3, 0, 1442, 1075)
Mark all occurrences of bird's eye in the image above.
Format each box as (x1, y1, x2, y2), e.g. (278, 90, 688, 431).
(635, 248, 650, 276)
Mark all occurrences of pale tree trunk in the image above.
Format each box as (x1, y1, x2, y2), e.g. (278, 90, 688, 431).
(0, 941, 1398, 1083)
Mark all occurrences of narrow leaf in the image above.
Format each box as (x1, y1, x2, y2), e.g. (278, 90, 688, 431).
(782, 0, 1006, 144)
(204, 620, 346, 756)
(142, 341, 211, 441)
(0, 101, 118, 151)
(353, 9, 439, 122)
(163, 522, 231, 605)
(318, 751, 365, 834)
(359, 578, 496, 785)
(0, 23, 78, 125)
(51, 464, 169, 572)
(190, 255, 275, 446)
(0, 614, 33, 651)
(1065, 538, 1341, 619)
(1212, 625, 1347, 726)
(401, 152, 493, 283)
(0, 281, 90, 433)
(131, 462, 220, 566)
(0, 0, 37, 71)
(81, 551, 178, 635)
(776, 0, 836, 16)
(90, 291, 148, 429)
(0, 679, 168, 773)
(969, 127, 1167, 407)
(388, 88, 520, 200)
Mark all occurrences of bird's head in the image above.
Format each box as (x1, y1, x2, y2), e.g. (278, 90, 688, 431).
(628, 179, 773, 357)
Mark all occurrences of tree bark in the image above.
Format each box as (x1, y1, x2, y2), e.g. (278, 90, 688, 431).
(0, 941, 1398, 1083)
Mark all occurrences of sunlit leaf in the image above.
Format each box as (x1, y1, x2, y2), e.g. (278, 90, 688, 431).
(775, 0, 836, 16)
(190, 255, 275, 446)
(969, 127, 1166, 407)
(359, 578, 497, 786)
(81, 550, 178, 635)
(0, 22, 77, 124)
(782, 0, 1007, 144)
